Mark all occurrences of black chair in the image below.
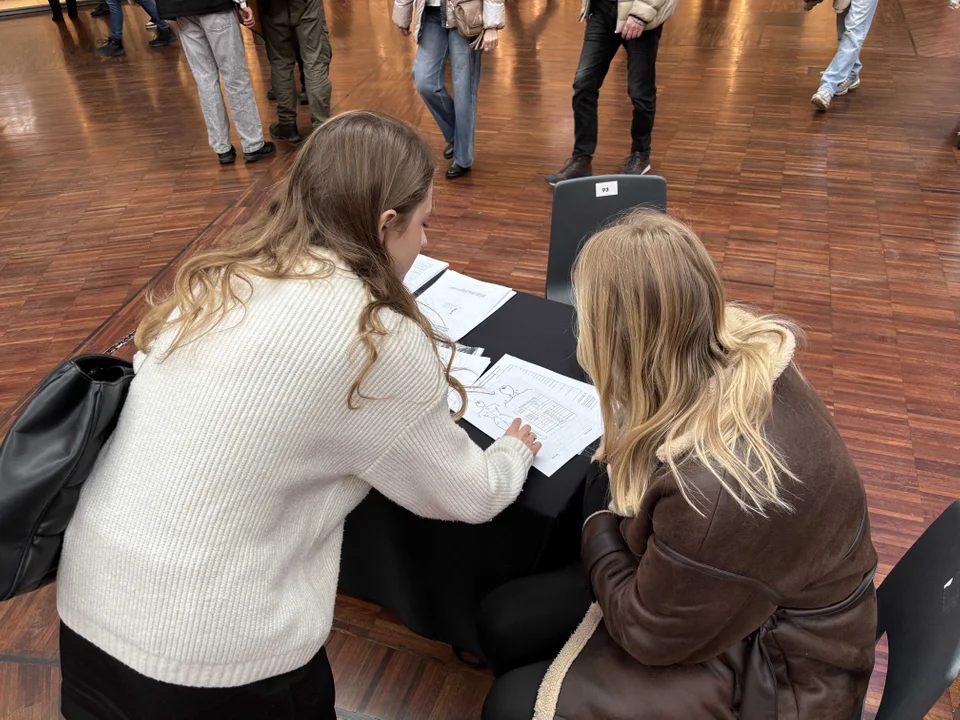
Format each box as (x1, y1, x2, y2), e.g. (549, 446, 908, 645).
(546, 174, 666, 306)
(864, 499, 960, 719)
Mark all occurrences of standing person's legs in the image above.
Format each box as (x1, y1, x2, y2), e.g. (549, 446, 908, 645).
(178, 14, 234, 155)
(201, 11, 267, 154)
(106, 0, 124, 40)
(413, 9, 455, 147)
(49, 0, 65, 21)
(132, 0, 170, 32)
(819, 0, 878, 95)
(623, 23, 662, 158)
(294, 0, 333, 128)
(296, 44, 307, 95)
(836, 7, 862, 85)
(262, 0, 300, 129)
(571, 1, 622, 159)
(446, 29, 482, 168)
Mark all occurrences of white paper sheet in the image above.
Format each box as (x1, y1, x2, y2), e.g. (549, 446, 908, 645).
(417, 271, 515, 341)
(462, 355, 603, 477)
(439, 346, 491, 413)
(403, 254, 450, 294)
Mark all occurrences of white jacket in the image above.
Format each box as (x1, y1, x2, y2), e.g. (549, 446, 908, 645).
(393, 0, 505, 44)
(581, 0, 678, 32)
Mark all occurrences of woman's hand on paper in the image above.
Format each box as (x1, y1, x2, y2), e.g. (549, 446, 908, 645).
(504, 418, 541, 455)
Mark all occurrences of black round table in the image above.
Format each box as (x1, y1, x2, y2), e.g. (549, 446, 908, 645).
(337, 292, 592, 659)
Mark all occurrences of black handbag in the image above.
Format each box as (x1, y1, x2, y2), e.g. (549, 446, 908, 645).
(0, 355, 135, 601)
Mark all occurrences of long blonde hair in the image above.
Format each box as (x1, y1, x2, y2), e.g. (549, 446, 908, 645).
(574, 211, 798, 516)
(135, 111, 467, 414)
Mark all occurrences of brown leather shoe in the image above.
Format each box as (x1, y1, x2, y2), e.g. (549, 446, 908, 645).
(545, 155, 592, 186)
(620, 151, 650, 176)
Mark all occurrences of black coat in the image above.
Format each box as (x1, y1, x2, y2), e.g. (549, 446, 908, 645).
(156, 0, 235, 21)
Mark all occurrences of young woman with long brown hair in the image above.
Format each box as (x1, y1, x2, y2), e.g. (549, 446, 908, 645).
(480, 212, 878, 720)
(56, 110, 540, 720)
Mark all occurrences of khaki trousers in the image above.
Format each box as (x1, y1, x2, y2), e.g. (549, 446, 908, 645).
(262, 0, 332, 129)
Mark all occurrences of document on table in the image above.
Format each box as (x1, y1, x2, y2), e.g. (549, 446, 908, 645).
(462, 355, 603, 477)
(417, 271, 515, 341)
(438, 346, 491, 413)
(404, 254, 450, 294)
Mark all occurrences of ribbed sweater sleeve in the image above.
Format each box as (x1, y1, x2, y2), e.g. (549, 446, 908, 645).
(362, 393, 533, 523)
(357, 312, 533, 523)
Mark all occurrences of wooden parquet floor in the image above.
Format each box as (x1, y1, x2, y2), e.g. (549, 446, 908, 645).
(1, 0, 960, 718)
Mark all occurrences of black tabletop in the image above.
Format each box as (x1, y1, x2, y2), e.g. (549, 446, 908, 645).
(456, 292, 592, 518)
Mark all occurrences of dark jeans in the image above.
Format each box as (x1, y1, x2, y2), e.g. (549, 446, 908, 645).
(572, 0, 663, 158)
(105, 0, 168, 40)
(60, 623, 337, 720)
(478, 563, 592, 720)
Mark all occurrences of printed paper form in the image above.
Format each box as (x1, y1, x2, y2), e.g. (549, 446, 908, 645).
(404, 254, 450, 294)
(438, 346, 492, 413)
(417, 271, 515, 341)
(462, 355, 603, 477)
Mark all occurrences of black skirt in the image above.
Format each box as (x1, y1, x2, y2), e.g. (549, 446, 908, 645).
(59, 623, 337, 720)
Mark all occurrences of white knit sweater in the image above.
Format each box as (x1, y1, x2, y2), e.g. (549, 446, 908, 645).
(57, 259, 534, 688)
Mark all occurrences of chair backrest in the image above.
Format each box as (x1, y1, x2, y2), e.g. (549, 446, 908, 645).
(546, 174, 667, 306)
(870, 499, 960, 720)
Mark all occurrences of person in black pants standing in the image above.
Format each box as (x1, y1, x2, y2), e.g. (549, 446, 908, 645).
(546, 0, 678, 185)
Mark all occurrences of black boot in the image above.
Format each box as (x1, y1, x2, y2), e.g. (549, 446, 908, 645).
(149, 27, 177, 47)
(91, 2, 109, 16)
(445, 161, 472, 180)
(619, 151, 650, 176)
(96, 37, 125, 57)
(444, 142, 454, 160)
(545, 155, 592, 186)
(244, 142, 277, 163)
(270, 123, 302, 144)
(218, 146, 237, 165)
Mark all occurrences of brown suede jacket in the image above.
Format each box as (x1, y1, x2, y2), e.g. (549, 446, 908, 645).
(534, 365, 878, 720)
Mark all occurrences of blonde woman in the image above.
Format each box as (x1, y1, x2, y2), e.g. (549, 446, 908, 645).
(480, 212, 878, 720)
(56, 111, 540, 720)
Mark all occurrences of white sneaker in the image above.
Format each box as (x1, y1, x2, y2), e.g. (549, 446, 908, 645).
(145, 20, 157, 29)
(836, 74, 860, 96)
(811, 88, 832, 111)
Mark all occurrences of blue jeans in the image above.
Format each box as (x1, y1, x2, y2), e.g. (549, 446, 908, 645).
(107, 0, 168, 40)
(413, 7, 482, 168)
(819, 0, 877, 94)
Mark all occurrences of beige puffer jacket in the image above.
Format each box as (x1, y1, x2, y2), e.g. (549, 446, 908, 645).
(580, 0, 678, 32)
(393, 0, 505, 44)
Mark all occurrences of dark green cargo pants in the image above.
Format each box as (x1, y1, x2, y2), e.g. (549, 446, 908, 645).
(262, 0, 332, 129)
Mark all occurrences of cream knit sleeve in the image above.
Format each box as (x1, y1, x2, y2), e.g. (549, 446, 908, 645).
(356, 314, 534, 523)
(361, 393, 534, 524)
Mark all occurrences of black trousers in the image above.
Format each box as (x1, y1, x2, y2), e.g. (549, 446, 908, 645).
(572, 0, 663, 158)
(60, 623, 337, 720)
(48, 0, 78, 20)
(478, 563, 592, 720)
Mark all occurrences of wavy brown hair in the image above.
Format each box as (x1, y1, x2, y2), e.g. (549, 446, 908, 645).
(574, 211, 799, 516)
(135, 110, 467, 414)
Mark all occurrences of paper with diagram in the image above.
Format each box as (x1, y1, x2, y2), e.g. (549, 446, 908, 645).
(439, 346, 491, 413)
(404, 254, 450, 294)
(417, 271, 515, 341)
(462, 355, 603, 476)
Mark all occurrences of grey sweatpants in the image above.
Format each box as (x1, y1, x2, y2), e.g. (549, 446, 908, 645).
(178, 11, 265, 155)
